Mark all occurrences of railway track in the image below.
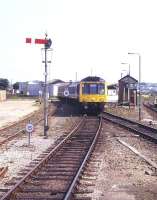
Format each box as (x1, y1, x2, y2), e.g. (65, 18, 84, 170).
(102, 111, 157, 142)
(0, 105, 55, 146)
(0, 116, 102, 200)
(143, 102, 157, 112)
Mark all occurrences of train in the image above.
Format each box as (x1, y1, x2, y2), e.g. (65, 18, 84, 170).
(57, 76, 108, 113)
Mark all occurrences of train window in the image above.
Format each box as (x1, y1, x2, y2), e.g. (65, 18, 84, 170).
(82, 84, 90, 94)
(98, 84, 105, 94)
(90, 84, 97, 94)
(82, 83, 105, 94)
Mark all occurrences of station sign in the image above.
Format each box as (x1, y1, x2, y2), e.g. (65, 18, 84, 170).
(26, 123, 34, 133)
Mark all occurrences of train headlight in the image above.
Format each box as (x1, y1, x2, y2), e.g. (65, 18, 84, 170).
(84, 105, 88, 109)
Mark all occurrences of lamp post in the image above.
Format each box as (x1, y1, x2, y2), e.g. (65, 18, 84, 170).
(121, 69, 127, 78)
(121, 62, 131, 108)
(128, 52, 141, 121)
(121, 63, 130, 76)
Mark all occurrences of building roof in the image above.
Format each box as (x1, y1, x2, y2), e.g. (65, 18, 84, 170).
(119, 75, 138, 84)
(107, 84, 118, 89)
(28, 80, 43, 85)
(48, 79, 64, 84)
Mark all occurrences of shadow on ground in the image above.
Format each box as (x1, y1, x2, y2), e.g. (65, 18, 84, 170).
(51, 101, 100, 117)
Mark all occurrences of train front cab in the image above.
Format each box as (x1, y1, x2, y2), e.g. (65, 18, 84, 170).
(79, 81, 108, 113)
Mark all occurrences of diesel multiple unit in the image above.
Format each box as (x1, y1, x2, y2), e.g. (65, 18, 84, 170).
(57, 76, 108, 112)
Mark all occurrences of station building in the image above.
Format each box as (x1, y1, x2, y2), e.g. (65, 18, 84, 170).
(48, 79, 64, 97)
(19, 81, 43, 96)
(18, 79, 64, 98)
(118, 75, 138, 106)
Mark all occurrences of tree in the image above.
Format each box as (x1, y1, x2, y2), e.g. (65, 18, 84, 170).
(13, 82, 19, 90)
(0, 78, 9, 90)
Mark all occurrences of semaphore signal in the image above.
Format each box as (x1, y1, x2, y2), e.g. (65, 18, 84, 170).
(26, 37, 52, 48)
(25, 34, 52, 138)
(35, 39, 48, 44)
(26, 38, 32, 43)
(26, 38, 47, 44)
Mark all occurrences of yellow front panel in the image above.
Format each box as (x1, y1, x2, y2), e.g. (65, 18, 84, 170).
(79, 81, 108, 103)
(79, 94, 107, 102)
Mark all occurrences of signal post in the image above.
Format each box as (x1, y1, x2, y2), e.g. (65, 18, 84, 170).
(26, 34, 52, 138)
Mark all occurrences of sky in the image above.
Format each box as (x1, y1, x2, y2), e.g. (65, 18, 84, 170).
(0, 0, 157, 83)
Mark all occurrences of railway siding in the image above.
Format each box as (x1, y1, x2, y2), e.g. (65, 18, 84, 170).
(0, 116, 102, 200)
(103, 111, 157, 141)
(0, 111, 81, 191)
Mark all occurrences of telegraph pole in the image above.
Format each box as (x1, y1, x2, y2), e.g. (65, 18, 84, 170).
(128, 52, 141, 121)
(75, 72, 78, 82)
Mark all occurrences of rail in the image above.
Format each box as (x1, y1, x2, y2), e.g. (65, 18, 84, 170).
(63, 116, 102, 200)
(0, 106, 56, 146)
(0, 116, 85, 199)
(103, 111, 157, 141)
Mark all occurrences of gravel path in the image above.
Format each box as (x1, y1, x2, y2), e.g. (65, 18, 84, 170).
(75, 120, 157, 200)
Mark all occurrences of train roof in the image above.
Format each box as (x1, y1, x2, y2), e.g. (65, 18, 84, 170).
(56, 81, 79, 87)
(81, 76, 105, 82)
